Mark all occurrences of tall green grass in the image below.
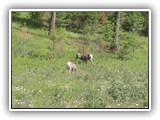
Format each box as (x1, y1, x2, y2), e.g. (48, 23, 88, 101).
(12, 19, 148, 108)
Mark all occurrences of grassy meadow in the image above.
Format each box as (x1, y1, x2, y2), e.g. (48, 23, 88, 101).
(11, 12, 149, 109)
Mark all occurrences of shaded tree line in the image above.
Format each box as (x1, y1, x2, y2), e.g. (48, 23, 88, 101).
(12, 11, 149, 57)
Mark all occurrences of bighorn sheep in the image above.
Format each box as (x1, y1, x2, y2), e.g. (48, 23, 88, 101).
(76, 53, 93, 63)
(66, 61, 77, 73)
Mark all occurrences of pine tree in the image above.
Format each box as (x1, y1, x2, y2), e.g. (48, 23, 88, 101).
(113, 12, 121, 52)
(48, 12, 56, 35)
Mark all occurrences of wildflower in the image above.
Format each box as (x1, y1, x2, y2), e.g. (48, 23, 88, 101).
(135, 103, 139, 106)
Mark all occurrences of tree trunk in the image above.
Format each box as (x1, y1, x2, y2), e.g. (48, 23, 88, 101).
(48, 12, 56, 35)
(113, 12, 121, 52)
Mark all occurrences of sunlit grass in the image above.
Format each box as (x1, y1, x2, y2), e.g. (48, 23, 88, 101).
(11, 17, 149, 109)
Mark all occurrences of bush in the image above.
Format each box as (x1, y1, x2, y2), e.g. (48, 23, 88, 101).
(50, 27, 68, 41)
(116, 32, 141, 60)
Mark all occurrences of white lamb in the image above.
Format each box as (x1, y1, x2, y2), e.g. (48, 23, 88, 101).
(66, 61, 77, 73)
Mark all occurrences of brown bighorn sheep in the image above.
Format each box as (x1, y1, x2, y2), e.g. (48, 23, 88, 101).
(66, 61, 77, 73)
(76, 53, 93, 63)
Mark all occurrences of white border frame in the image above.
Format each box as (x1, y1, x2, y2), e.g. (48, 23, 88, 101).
(9, 9, 151, 111)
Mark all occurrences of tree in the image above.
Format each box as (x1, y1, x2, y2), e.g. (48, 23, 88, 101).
(48, 12, 56, 35)
(141, 12, 149, 36)
(112, 12, 121, 52)
(29, 12, 45, 24)
(121, 12, 148, 36)
(12, 12, 20, 19)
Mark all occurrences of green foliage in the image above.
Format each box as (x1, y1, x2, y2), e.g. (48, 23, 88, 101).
(12, 22, 53, 60)
(108, 80, 147, 101)
(141, 12, 149, 36)
(50, 27, 68, 40)
(98, 20, 114, 42)
(116, 32, 142, 60)
(19, 11, 149, 37)
(121, 12, 148, 36)
(57, 12, 100, 33)
(12, 12, 20, 18)
(29, 12, 45, 20)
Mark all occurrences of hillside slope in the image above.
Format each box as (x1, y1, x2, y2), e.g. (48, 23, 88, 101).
(11, 14, 149, 108)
